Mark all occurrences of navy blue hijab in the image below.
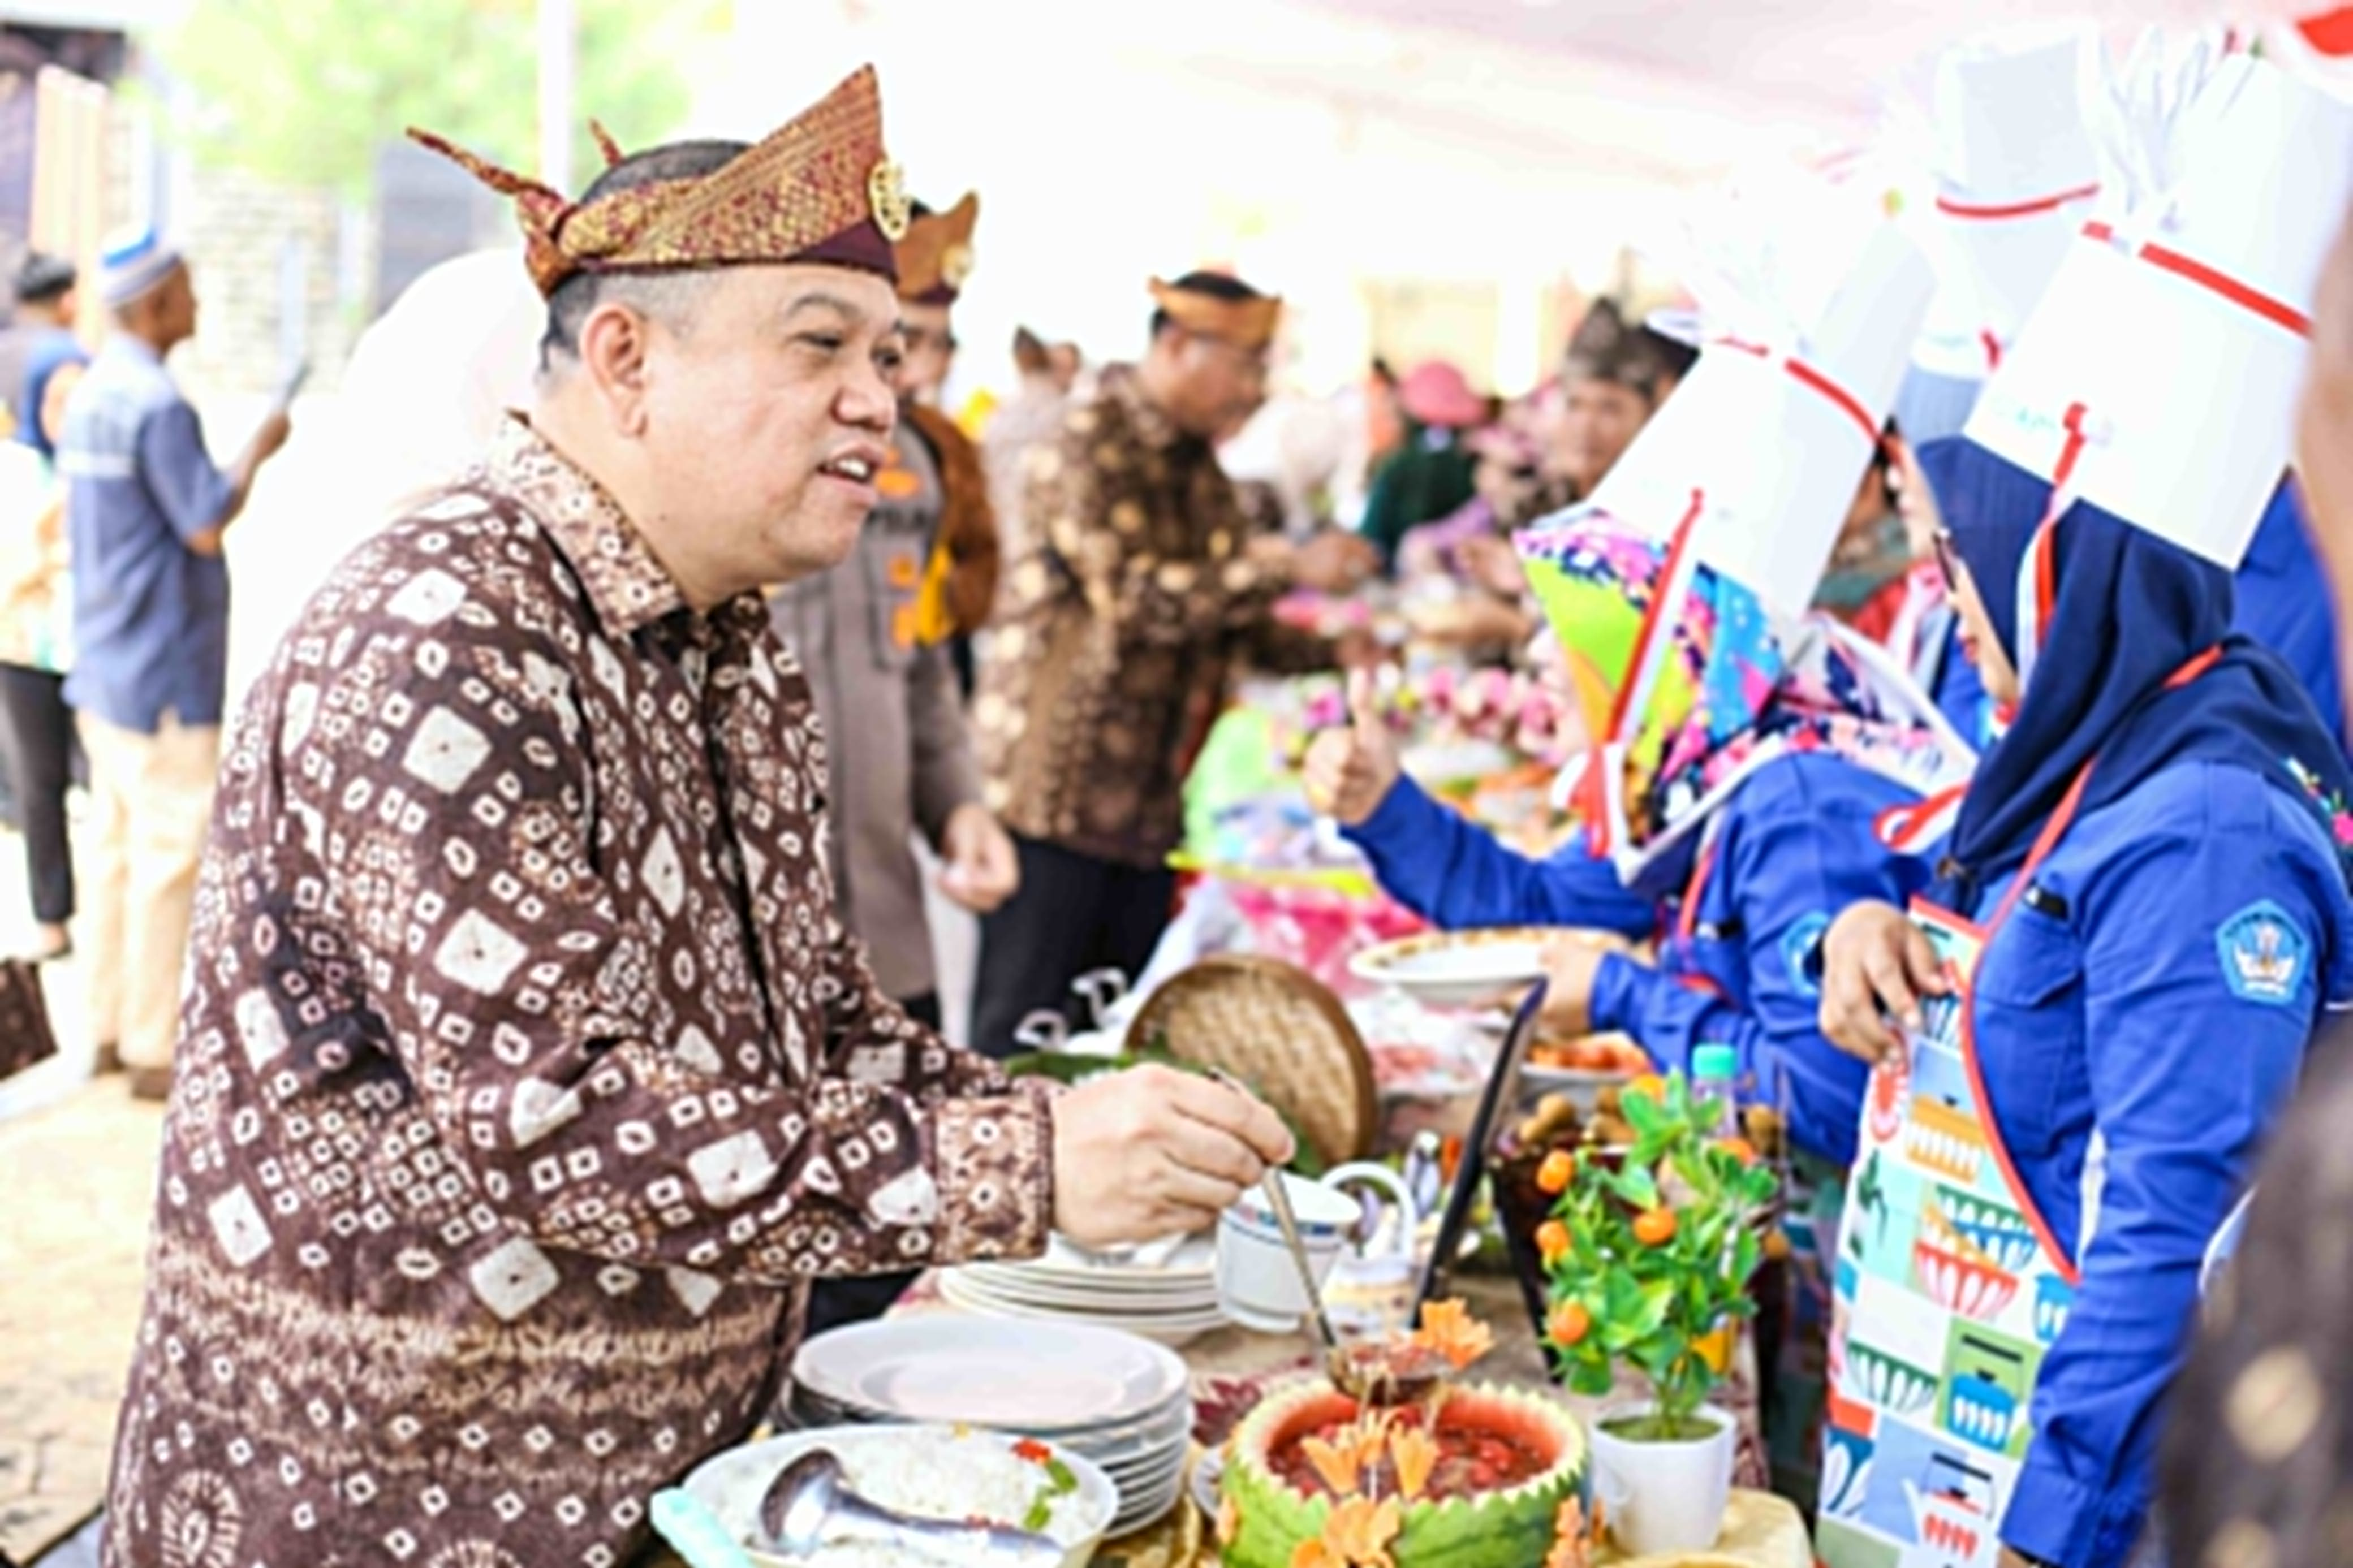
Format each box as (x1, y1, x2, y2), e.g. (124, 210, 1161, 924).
(1915, 437, 2353, 892)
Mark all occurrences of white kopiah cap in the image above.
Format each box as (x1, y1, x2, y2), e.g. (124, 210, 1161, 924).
(98, 227, 183, 309)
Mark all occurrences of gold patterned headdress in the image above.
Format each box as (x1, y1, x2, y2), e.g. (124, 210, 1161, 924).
(1148, 275, 1283, 350)
(409, 66, 909, 299)
(895, 192, 979, 306)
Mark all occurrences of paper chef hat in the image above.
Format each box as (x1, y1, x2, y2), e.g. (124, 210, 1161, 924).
(1908, 28, 2102, 385)
(1964, 41, 2353, 569)
(2260, 7, 2353, 92)
(1583, 183, 1937, 624)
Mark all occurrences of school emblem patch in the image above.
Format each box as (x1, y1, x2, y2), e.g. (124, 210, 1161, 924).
(2217, 900, 2309, 1007)
(1782, 911, 1831, 999)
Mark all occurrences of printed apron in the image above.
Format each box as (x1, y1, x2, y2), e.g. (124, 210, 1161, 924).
(1815, 782, 2089, 1568)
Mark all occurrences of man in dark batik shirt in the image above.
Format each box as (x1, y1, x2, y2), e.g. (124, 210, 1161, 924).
(100, 68, 1290, 1568)
(969, 273, 1376, 1055)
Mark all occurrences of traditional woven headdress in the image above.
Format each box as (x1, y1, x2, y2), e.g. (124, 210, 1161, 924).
(895, 192, 979, 306)
(1148, 276, 1283, 349)
(410, 65, 909, 299)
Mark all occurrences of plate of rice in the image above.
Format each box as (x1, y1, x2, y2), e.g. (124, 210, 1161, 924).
(680, 1424, 1119, 1567)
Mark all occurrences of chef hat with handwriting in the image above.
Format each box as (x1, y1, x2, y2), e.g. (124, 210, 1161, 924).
(1962, 34, 2353, 572)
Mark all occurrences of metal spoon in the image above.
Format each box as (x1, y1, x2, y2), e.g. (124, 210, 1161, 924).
(1204, 1069, 1342, 1353)
(753, 1450, 1065, 1567)
(1204, 1068, 1428, 1406)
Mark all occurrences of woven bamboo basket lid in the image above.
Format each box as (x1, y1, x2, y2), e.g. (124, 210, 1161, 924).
(1124, 954, 1377, 1168)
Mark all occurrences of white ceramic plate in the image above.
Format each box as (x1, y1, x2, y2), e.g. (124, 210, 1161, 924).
(794, 1319, 1189, 1433)
(1100, 1452, 1189, 1495)
(787, 1385, 1193, 1468)
(1517, 1060, 1641, 1106)
(680, 1424, 1118, 1568)
(937, 1277, 1225, 1349)
(946, 1262, 1220, 1307)
(1350, 928, 1555, 1006)
(959, 1263, 1221, 1310)
(945, 1278, 1222, 1321)
(1107, 1471, 1186, 1536)
(1028, 1232, 1218, 1280)
(1051, 1399, 1194, 1465)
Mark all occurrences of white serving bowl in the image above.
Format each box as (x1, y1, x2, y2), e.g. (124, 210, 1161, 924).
(679, 1424, 1120, 1568)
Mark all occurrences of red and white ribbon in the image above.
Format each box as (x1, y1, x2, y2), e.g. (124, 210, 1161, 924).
(1711, 336, 1880, 443)
(1934, 182, 2101, 222)
(2081, 219, 2312, 338)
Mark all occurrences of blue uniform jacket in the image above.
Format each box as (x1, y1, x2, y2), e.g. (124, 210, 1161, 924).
(1347, 753, 1930, 1166)
(1343, 772, 1658, 940)
(2234, 495, 2350, 760)
(1955, 761, 2353, 1568)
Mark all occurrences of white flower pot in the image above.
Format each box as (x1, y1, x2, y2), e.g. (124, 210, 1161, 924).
(1588, 1401, 1735, 1556)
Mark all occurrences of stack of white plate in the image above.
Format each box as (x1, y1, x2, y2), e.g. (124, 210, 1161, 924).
(938, 1233, 1226, 1347)
(788, 1319, 1193, 1536)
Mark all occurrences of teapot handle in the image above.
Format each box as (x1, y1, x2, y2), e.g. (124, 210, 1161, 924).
(1071, 968, 1130, 1028)
(1013, 1010, 1069, 1052)
(1320, 1161, 1420, 1254)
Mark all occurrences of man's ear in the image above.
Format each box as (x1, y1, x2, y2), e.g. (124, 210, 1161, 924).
(575, 301, 653, 438)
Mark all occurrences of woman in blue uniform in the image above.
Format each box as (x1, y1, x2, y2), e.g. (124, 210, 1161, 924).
(1311, 505, 1969, 1511)
(1815, 438, 2353, 1568)
(1307, 530, 1968, 1172)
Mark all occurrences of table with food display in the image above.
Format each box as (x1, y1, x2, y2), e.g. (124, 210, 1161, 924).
(645, 663, 1817, 1568)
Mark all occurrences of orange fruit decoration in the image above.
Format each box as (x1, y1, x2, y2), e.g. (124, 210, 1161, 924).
(1546, 1301, 1592, 1348)
(1633, 1207, 1679, 1246)
(1536, 1149, 1576, 1195)
(1536, 1219, 1571, 1263)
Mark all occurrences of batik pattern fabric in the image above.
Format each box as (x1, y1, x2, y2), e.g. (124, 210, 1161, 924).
(1516, 511, 1956, 857)
(100, 417, 1053, 1568)
(974, 364, 1329, 867)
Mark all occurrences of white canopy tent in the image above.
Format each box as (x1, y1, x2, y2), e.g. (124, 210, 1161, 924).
(693, 0, 2262, 398)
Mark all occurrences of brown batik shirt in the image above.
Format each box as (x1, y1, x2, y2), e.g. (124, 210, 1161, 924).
(973, 364, 1330, 868)
(101, 418, 1054, 1568)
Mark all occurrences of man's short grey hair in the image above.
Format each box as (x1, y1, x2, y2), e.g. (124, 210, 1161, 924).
(538, 138, 750, 376)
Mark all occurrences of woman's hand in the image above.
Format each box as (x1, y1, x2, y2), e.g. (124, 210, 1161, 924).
(1302, 667, 1400, 826)
(1818, 900, 1949, 1066)
(1535, 935, 1613, 1040)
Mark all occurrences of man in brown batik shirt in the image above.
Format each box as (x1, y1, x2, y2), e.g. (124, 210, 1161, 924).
(100, 70, 1289, 1568)
(968, 272, 1376, 1055)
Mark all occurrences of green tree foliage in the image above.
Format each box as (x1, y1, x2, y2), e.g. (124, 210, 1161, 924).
(158, 0, 724, 197)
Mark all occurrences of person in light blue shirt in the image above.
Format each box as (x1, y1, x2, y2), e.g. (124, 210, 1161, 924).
(55, 231, 288, 1097)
